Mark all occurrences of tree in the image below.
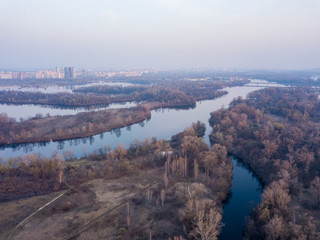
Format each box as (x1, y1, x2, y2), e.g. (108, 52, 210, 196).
(194, 159, 199, 180)
(261, 181, 291, 216)
(192, 121, 206, 137)
(211, 144, 227, 163)
(56, 155, 64, 184)
(163, 172, 169, 188)
(264, 215, 286, 240)
(202, 151, 218, 181)
(63, 150, 74, 161)
(160, 189, 166, 207)
(311, 177, 320, 209)
(115, 143, 127, 159)
(190, 200, 222, 240)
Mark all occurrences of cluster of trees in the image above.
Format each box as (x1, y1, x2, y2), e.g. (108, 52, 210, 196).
(76, 85, 197, 108)
(161, 124, 232, 240)
(0, 153, 67, 201)
(76, 79, 249, 105)
(0, 113, 16, 124)
(209, 87, 320, 239)
(159, 80, 229, 101)
(1, 122, 233, 240)
(74, 85, 147, 95)
(0, 91, 111, 107)
(104, 123, 232, 240)
(247, 87, 320, 120)
(0, 79, 246, 111)
(0, 106, 151, 144)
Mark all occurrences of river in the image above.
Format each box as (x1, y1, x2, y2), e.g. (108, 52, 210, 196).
(0, 84, 265, 240)
(0, 86, 262, 160)
(219, 157, 262, 240)
(0, 101, 138, 120)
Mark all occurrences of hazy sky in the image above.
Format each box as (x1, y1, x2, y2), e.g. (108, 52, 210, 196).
(0, 0, 319, 70)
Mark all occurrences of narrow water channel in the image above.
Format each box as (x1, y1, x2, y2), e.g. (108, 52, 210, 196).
(219, 157, 262, 240)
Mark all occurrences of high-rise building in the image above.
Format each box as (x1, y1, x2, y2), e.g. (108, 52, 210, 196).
(64, 67, 76, 79)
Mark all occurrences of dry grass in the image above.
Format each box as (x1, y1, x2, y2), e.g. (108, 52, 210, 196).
(11, 168, 162, 240)
(0, 191, 64, 239)
(8, 168, 220, 240)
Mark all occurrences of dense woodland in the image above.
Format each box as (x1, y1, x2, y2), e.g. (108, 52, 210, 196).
(209, 87, 320, 239)
(75, 85, 198, 108)
(0, 91, 111, 107)
(0, 122, 232, 239)
(74, 79, 248, 102)
(0, 86, 196, 109)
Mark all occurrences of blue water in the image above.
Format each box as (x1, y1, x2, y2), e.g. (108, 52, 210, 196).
(220, 158, 262, 240)
(0, 86, 262, 160)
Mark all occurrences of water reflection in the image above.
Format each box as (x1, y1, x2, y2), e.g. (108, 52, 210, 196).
(0, 81, 137, 94)
(220, 157, 262, 240)
(0, 86, 263, 160)
(0, 102, 138, 119)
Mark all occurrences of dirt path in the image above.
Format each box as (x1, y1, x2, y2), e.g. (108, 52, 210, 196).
(7, 190, 68, 240)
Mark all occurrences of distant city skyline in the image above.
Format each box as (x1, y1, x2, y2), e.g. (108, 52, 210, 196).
(0, 0, 319, 70)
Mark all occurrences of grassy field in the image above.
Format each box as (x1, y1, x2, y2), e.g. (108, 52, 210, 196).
(0, 191, 65, 239)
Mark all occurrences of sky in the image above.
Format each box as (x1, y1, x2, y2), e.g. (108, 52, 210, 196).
(0, 0, 319, 70)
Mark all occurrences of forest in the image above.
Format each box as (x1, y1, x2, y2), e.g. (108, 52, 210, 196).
(0, 122, 233, 240)
(209, 87, 320, 239)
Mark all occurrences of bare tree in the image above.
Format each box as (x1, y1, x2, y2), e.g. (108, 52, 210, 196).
(63, 150, 74, 161)
(163, 172, 169, 189)
(261, 181, 291, 216)
(194, 159, 199, 180)
(264, 215, 286, 240)
(146, 189, 153, 203)
(160, 189, 166, 207)
(190, 204, 222, 240)
(311, 176, 320, 209)
(57, 155, 64, 184)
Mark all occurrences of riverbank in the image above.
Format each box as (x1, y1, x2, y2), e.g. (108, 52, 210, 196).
(0, 105, 152, 144)
(0, 90, 223, 145)
(209, 87, 320, 239)
(1, 124, 232, 240)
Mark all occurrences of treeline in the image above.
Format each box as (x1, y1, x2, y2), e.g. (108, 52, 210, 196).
(75, 80, 232, 103)
(160, 79, 247, 101)
(0, 79, 244, 111)
(209, 87, 320, 239)
(0, 122, 232, 239)
(0, 153, 68, 201)
(75, 85, 197, 107)
(248, 71, 320, 86)
(0, 106, 151, 144)
(0, 85, 198, 111)
(0, 91, 111, 107)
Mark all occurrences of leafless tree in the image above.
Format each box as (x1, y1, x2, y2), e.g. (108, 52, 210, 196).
(160, 189, 166, 207)
(264, 215, 286, 240)
(190, 204, 222, 240)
